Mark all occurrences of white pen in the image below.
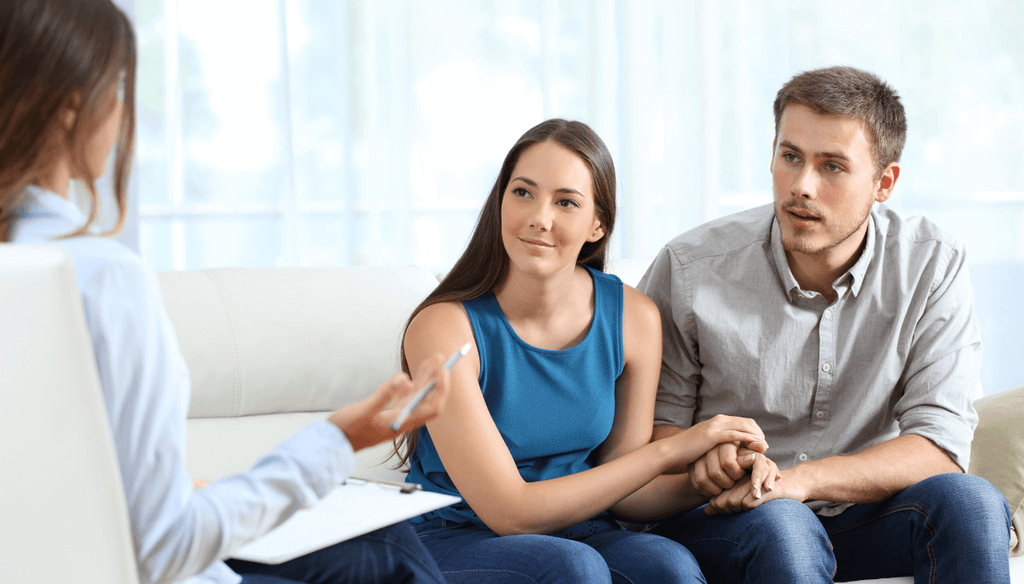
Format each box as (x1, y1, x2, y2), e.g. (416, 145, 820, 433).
(390, 343, 470, 431)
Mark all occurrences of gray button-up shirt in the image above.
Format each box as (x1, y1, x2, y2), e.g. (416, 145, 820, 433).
(638, 203, 980, 478)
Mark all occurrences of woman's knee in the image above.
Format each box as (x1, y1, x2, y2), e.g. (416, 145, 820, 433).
(520, 536, 610, 583)
(438, 534, 611, 584)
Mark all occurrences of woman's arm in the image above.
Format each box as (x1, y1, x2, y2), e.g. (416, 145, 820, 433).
(406, 300, 764, 536)
(598, 286, 736, 520)
(82, 252, 447, 583)
(592, 285, 663, 464)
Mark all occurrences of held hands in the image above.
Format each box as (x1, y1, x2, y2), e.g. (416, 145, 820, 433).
(328, 354, 450, 452)
(665, 414, 766, 471)
(704, 460, 806, 516)
(685, 426, 787, 516)
(689, 441, 776, 498)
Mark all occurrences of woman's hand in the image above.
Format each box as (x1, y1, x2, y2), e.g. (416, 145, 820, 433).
(743, 449, 781, 500)
(327, 354, 450, 452)
(663, 414, 766, 469)
(705, 453, 784, 515)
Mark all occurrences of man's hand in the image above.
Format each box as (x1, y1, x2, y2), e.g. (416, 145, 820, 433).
(688, 440, 770, 498)
(328, 354, 450, 452)
(705, 457, 799, 516)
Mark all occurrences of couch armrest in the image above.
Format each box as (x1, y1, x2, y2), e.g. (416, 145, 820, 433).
(970, 384, 1024, 556)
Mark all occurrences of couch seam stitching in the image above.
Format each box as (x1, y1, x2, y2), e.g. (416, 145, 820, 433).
(203, 270, 243, 416)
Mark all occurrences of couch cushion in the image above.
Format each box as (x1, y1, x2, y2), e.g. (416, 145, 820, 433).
(970, 384, 1024, 556)
(158, 266, 439, 418)
(186, 413, 405, 483)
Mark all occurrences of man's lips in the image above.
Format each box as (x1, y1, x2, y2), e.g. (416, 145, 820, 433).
(787, 208, 821, 221)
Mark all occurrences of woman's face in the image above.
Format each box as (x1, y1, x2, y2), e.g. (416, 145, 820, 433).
(500, 140, 605, 278)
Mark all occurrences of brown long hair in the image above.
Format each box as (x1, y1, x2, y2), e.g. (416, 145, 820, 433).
(0, 0, 137, 241)
(391, 118, 617, 468)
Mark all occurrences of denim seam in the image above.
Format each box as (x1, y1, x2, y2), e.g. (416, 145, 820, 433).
(607, 567, 634, 584)
(824, 502, 937, 584)
(359, 534, 447, 584)
(437, 568, 541, 584)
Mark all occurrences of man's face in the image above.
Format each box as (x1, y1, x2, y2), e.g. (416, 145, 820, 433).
(770, 103, 894, 266)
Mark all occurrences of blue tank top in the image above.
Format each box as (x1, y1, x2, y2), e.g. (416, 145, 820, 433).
(407, 265, 624, 524)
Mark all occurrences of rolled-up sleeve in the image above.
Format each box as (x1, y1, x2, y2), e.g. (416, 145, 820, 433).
(638, 246, 700, 429)
(894, 243, 980, 472)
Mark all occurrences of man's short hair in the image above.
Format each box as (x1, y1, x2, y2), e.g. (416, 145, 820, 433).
(773, 66, 907, 177)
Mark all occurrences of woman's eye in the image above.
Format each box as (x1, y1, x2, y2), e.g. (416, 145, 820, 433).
(557, 199, 580, 208)
(512, 187, 530, 198)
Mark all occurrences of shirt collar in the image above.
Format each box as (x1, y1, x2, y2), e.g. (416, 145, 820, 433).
(10, 184, 88, 240)
(845, 212, 875, 297)
(770, 211, 877, 301)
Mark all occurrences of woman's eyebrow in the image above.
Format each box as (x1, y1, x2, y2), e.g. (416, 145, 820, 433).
(510, 176, 585, 197)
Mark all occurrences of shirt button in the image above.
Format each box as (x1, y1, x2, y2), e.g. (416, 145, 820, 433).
(816, 411, 824, 419)
(822, 362, 832, 372)
(824, 309, 832, 319)
(799, 453, 809, 462)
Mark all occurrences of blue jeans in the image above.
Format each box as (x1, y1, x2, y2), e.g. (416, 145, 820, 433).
(227, 521, 447, 584)
(415, 516, 705, 584)
(653, 473, 1012, 584)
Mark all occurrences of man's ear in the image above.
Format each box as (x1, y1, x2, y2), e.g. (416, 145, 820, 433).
(769, 137, 777, 174)
(875, 162, 900, 203)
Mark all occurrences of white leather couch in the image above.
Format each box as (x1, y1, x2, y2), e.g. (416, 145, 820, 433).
(158, 263, 1023, 583)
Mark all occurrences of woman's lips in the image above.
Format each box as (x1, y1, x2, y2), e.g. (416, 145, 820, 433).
(520, 237, 554, 248)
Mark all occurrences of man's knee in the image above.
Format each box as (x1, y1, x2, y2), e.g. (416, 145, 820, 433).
(746, 499, 832, 557)
(681, 500, 835, 582)
(906, 473, 1011, 539)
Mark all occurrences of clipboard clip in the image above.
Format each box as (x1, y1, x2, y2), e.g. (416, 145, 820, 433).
(344, 476, 423, 494)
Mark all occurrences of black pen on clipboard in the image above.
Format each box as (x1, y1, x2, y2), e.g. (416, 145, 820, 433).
(390, 343, 470, 431)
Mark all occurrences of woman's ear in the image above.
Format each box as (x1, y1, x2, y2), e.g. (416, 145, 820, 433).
(61, 92, 83, 131)
(587, 221, 606, 243)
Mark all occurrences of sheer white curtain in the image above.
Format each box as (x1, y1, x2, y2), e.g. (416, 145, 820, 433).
(132, 0, 1023, 393)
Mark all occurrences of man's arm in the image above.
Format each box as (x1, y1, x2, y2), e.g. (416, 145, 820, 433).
(711, 230, 982, 514)
(706, 434, 960, 514)
(782, 434, 960, 503)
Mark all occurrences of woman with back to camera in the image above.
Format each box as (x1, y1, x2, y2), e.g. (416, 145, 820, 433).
(0, 1, 451, 583)
(397, 118, 779, 583)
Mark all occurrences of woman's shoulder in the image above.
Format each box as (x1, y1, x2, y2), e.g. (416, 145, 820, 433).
(621, 282, 661, 333)
(56, 236, 157, 297)
(406, 301, 474, 345)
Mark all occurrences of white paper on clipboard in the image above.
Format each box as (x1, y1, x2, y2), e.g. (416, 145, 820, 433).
(231, 481, 461, 565)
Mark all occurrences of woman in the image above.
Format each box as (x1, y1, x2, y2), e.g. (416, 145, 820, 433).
(398, 119, 775, 584)
(0, 2, 450, 583)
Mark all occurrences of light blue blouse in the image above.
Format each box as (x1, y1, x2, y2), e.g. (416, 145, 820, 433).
(11, 185, 355, 584)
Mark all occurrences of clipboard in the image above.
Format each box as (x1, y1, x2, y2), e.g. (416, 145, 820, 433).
(231, 479, 461, 565)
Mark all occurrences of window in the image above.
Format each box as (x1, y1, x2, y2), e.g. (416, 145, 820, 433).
(132, 0, 1024, 392)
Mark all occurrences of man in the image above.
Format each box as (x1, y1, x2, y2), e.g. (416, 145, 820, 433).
(639, 66, 1012, 583)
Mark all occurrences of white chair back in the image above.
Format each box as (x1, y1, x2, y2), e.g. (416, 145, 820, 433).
(0, 244, 138, 584)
